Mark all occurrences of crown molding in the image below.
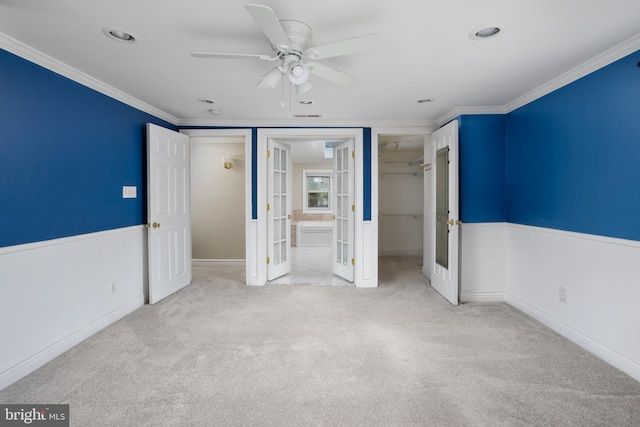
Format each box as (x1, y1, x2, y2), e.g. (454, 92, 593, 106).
(505, 33, 640, 113)
(436, 33, 640, 127)
(437, 106, 507, 127)
(0, 32, 179, 126)
(177, 118, 434, 129)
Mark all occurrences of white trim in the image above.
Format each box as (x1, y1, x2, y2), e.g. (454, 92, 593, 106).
(505, 223, 640, 382)
(0, 225, 143, 255)
(460, 291, 505, 303)
(255, 128, 367, 287)
(0, 32, 178, 126)
(302, 169, 333, 214)
(507, 222, 640, 249)
(437, 106, 507, 127)
(504, 33, 640, 114)
(192, 259, 245, 263)
(506, 293, 640, 382)
(179, 128, 255, 286)
(0, 296, 143, 390)
(437, 33, 640, 126)
(421, 266, 431, 281)
(0, 226, 146, 389)
(178, 118, 434, 128)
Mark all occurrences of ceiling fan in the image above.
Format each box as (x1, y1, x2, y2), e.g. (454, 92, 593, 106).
(191, 4, 380, 95)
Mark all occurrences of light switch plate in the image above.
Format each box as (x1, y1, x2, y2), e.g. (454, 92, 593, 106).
(122, 186, 137, 199)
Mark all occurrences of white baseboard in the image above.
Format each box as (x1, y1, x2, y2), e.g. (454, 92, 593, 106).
(193, 259, 245, 263)
(421, 266, 431, 281)
(0, 295, 143, 390)
(460, 291, 505, 303)
(0, 226, 146, 391)
(506, 293, 640, 382)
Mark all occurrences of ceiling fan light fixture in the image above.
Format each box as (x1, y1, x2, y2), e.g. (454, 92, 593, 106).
(288, 62, 310, 85)
(258, 66, 283, 89)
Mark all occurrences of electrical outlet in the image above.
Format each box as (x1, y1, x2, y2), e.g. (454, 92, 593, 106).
(110, 283, 116, 294)
(559, 286, 567, 304)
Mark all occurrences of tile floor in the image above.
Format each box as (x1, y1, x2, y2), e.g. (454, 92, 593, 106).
(268, 246, 353, 286)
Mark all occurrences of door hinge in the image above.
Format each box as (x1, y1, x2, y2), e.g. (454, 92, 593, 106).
(352, 204, 355, 212)
(266, 257, 270, 264)
(267, 203, 270, 211)
(267, 150, 270, 158)
(352, 151, 355, 158)
(351, 258, 355, 266)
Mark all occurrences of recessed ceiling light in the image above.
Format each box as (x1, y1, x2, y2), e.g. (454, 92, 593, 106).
(298, 99, 315, 105)
(197, 98, 215, 104)
(417, 98, 434, 103)
(208, 109, 222, 116)
(102, 27, 137, 43)
(469, 24, 504, 40)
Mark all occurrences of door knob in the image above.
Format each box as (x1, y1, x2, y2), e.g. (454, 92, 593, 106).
(288, 214, 291, 220)
(331, 215, 336, 220)
(447, 219, 454, 225)
(152, 222, 160, 229)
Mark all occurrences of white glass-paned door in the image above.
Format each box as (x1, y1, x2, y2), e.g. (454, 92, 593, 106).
(267, 140, 291, 280)
(332, 139, 354, 282)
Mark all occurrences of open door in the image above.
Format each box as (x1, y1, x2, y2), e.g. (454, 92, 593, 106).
(147, 124, 192, 304)
(332, 139, 355, 282)
(267, 139, 292, 281)
(431, 120, 459, 305)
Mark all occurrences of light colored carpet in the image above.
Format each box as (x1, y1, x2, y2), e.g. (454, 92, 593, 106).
(1, 257, 639, 426)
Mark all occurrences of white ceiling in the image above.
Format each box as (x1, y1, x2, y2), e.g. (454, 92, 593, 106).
(1, 1, 639, 128)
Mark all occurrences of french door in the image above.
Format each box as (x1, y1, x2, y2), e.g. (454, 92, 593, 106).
(332, 139, 355, 282)
(266, 139, 292, 281)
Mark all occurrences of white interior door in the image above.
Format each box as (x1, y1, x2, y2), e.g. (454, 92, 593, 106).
(267, 139, 292, 281)
(431, 120, 459, 305)
(332, 139, 355, 281)
(147, 123, 192, 304)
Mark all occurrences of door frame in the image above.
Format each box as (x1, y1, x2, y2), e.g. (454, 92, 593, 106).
(180, 128, 253, 284)
(256, 128, 367, 287)
(372, 126, 435, 280)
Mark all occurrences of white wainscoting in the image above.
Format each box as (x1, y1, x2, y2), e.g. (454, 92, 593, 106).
(459, 222, 507, 303)
(505, 224, 640, 382)
(0, 226, 145, 390)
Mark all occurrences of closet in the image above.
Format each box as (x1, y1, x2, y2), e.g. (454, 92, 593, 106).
(378, 140, 425, 256)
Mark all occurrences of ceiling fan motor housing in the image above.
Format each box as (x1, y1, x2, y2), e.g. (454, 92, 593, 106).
(278, 20, 313, 56)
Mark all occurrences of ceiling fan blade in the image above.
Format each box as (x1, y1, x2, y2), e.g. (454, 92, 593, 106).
(306, 62, 353, 85)
(306, 33, 381, 60)
(190, 51, 278, 61)
(244, 4, 291, 51)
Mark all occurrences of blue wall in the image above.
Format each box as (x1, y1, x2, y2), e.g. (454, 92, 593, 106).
(0, 49, 176, 247)
(458, 115, 506, 223)
(505, 50, 640, 241)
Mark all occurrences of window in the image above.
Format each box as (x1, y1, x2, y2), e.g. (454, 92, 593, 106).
(303, 169, 332, 213)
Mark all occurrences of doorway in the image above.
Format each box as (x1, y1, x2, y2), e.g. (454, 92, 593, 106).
(373, 128, 433, 281)
(254, 128, 369, 287)
(267, 137, 353, 286)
